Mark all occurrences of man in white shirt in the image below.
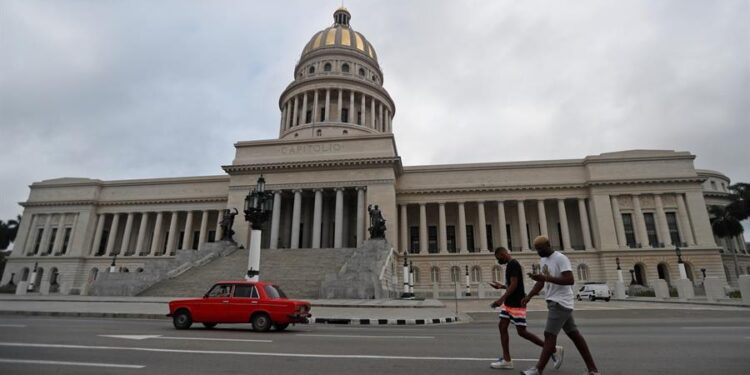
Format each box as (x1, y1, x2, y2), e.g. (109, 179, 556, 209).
(520, 236, 600, 375)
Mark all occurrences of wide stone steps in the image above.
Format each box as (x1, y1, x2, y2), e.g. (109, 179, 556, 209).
(139, 247, 355, 299)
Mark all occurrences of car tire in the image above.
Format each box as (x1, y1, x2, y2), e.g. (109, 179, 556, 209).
(202, 323, 217, 329)
(604, 298, 611, 302)
(252, 313, 271, 332)
(589, 295, 596, 301)
(577, 295, 582, 301)
(275, 323, 289, 331)
(173, 310, 192, 330)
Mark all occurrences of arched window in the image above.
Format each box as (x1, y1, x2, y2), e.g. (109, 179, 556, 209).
(634, 263, 647, 286)
(316, 129, 322, 136)
(372, 75, 379, 82)
(471, 266, 482, 282)
(21, 267, 29, 282)
(430, 266, 440, 283)
(358, 68, 365, 77)
(413, 267, 420, 283)
(308, 66, 315, 74)
(576, 264, 590, 281)
(683, 262, 695, 282)
(324, 63, 332, 72)
(657, 262, 671, 285)
(342, 130, 348, 135)
(450, 266, 460, 283)
(136, 267, 144, 273)
(342, 63, 350, 73)
(492, 266, 503, 282)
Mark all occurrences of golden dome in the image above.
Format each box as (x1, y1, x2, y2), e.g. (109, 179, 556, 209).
(300, 9, 378, 62)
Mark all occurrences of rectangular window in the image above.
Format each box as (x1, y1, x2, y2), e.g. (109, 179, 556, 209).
(622, 214, 637, 248)
(486, 224, 493, 250)
(409, 226, 419, 253)
(666, 212, 681, 245)
(233, 285, 258, 298)
(305, 110, 312, 123)
(466, 225, 475, 252)
(208, 230, 216, 243)
(320, 108, 326, 122)
(33, 228, 44, 254)
(163, 232, 169, 253)
(61, 228, 72, 254)
(446, 225, 456, 253)
(526, 223, 531, 250)
(99, 230, 109, 255)
(643, 213, 659, 247)
(47, 228, 57, 254)
(428, 225, 438, 253)
(177, 231, 185, 250)
(192, 231, 200, 250)
(342, 108, 349, 123)
(357, 111, 362, 124)
(506, 224, 513, 251)
(557, 222, 564, 250)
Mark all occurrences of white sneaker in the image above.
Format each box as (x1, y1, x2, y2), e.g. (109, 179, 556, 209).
(552, 345, 564, 369)
(490, 358, 514, 369)
(520, 367, 540, 375)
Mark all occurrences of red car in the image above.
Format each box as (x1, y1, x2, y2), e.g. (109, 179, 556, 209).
(167, 280, 311, 332)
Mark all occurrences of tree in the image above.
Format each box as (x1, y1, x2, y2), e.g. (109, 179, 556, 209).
(727, 183, 750, 221)
(0, 215, 21, 250)
(709, 205, 745, 278)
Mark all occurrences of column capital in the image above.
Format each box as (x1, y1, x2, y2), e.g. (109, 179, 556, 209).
(355, 186, 367, 192)
(334, 187, 345, 192)
(292, 189, 303, 194)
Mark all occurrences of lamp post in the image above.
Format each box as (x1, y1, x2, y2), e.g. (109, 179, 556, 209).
(701, 268, 707, 286)
(616, 257, 623, 283)
(464, 265, 471, 297)
(28, 262, 38, 292)
(408, 261, 415, 297)
(109, 254, 118, 273)
(243, 175, 274, 282)
(675, 245, 687, 280)
(614, 256, 627, 299)
(401, 252, 411, 299)
(629, 269, 636, 286)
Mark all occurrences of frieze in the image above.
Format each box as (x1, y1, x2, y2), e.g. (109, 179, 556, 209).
(640, 195, 655, 209)
(21, 197, 227, 208)
(228, 179, 392, 192)
(617, 196, 633, 209)
(223, 157, 402, 173)
(662, 194, 677, 207)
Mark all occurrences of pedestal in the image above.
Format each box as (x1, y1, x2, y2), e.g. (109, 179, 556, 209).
(614, 280, 627, 299)
(246, 228, 262, 281)
(678, 263, 687, 280)
(15, 281, 28, 295)
(39, 281, 51, 295)
(653, 279, 670, 299)
(704, 277, 724, 302)
(674, 279, 695, 300)
(738, 275, 750, 305)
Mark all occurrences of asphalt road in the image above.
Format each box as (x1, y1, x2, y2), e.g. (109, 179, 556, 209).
(0, 309, 748, 375)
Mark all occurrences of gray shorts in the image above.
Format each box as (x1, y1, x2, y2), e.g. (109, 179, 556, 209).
(545, 300, 578, 335)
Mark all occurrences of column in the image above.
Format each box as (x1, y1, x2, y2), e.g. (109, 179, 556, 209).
(438, 203, 447, 253)
(676, 194, 696, 245)
(324, 89, 331, 121)
(337, 89, 343, 122)
(301, 91, 308, 124)
(611, 196, 627, 247)
(578, 198, 593, 250)
(334, 188, 344, 248)
(279, 103, 285, 131)
(23, 214, 38, 255)
(284, 102, 291, 129)
(478, 202, 488, 252)
(360, 93, 366, 125)
(291, 96, 298, 127)
(198, 210, 209, 249)
(91, 214, 105, 255)
(311, 189, 323, 248)
(290, 190, 302, 249)
(52, 213, 67, 254)
(135, 212, 149, 255)
(558, 199, 571, 250)
(378, 103, 383, 131)
(165, 211, 179, 255)
(104, 213, 120, 256)
(215, 210, 224, 243)
(458, 202, 468, 253)
(38, 214, 53, 255)
(654, 195, 671, 247)
(632, 195, 649, 247)
(182, 211, 194, 250)
(370, 99, 376, 128)
(418, 203, 427, 253)
(497, 201, 508, 249)
(150, 212, 164, 256)
(385, 109, 390, 132)
(356, 187, 365, 246)
(349, 90, 354, 123)
(400, 204, 408, 253)
(537, 200, 548, 237)
(120, 213, 135, 255)
(312, 90, 319, 124)
(517, 200, 529, 251)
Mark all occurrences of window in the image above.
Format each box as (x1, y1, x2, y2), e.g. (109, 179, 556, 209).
(208, 230, 216, 242)
(61, 228, 72, 254)
(557, 223, 564, 250)
(341, 108, 349, 123)
(409, 226, 419, 253)
(622, 214, 637, 248)
(324, 63, 332, 72)
(207, 284, 233, 298)
(316, 129, 322, 136)
(342, 130, 348, 135)
(643, 213, 658, 247)
(320, 107, 326, 122)
(358, 68, 365, 77)
(413, 267, 420, 283)
(177, 231, 185, 250)
(446, 225, 456, 252)
(305, 110, 312, 123)
(342, 63, 350, 73)
(33, 228, 43, 254)
(450, 266, 460, 283)
(466, 225, 475, 252)
(192, 231, 200, 250)
(710, 181, 717, 190)
(471, 266, 482, 282)
(99, 230, 109, 255)
(47, 228, 57, 254)
(308, 66, 315, 74)
(428, 226, 438, 253)
(372, 75, 379, 82)
(357, 111, 362, 124)
(486, 225, 493, 250)
(492, 266, 503, 282)
(577, 264, 590, 281)
(506, 224, 513, 251)
(666, 212, 681, 245)
(234, 285, 258, 298)
(430, 267, 440, 283)
(264, 285, 287, 299)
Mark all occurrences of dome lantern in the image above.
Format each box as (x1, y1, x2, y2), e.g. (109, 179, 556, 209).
(334, 7, 351, 26)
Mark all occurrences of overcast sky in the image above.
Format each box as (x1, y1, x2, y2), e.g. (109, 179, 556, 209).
(1, 0, 748, 226)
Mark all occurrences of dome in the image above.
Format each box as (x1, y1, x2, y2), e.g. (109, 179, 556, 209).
(300, 8, 378, 62)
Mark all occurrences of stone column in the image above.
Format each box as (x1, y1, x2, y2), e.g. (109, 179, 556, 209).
(349, 90, 354, 122)
(334, 188, 344, 248)
(313, 90, 319, 124)
(182, 211, 194, 250)
(284, 101, 291, 129)
(91, 214, 105, 255)
(497, 201, 508, 249)
(135, 212, 149, 255)
(165, 211, 179, 255)
(290, 190, 302, 249)
(400, 204, 408, 253)
(198, 210, 209, 249)
(215, 210, 224, 243)
(301, 91, 308, 124)
(356, 187, 365, 245)
(312, 189, 323, 248)
(478, 202, 488, 252)
(23, 214, 38, 255)
(337, 89, 343, 122)
(676, 194, 696, 245)
(150, 212, 164, 256)
(269, 191, 282, 249)
(517, 200, 529, 251)
(611, 196, 627, 247)
(291, 96, 298, 127)
(654, 195, 672, 246)
(325, 89, 331, 121)
(370, 99, 376, 128)
(52, 214, 67, 254)
(683, 191, 715, 247)
(378, 103, 383, 131)
(419, 203, 428, 253)
(360, 93, 366, 125)
(578, 198, 593, 250)
(39, 214, 53, 255)
(104, 213, 120, 256)
(120, 213, 135, 255)
(632, 195, 649, 247)
(458, 202, 468, 253)
(438, 203, 447, 253)
(558, 199, 571, 250)
(537, 200, 548, 237)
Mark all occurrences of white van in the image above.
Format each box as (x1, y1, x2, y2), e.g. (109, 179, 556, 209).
(576, 283, 611, 302)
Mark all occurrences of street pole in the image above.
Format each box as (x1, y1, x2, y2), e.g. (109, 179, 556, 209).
(243, 176, 273, 282)
(675, 245, 687, 280)
(464, 265, 471, 296)
(401, 253, 410, 298)
(28, 263, 38, 292)
(408, 261, 415, 298)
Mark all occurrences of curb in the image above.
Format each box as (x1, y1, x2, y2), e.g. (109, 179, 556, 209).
(309, 316, 460, 325)
(611, 298, 750, 308)
(0, 311, 168, 320)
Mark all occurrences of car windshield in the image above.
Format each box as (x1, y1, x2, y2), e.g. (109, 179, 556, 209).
(264, 285, 288, 299)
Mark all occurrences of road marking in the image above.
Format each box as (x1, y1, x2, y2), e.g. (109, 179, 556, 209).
(0, 358, 143, 369)
(0, 342, 535, 362)
(0, 324, 26, 328)
(297, 334, 434, 339)
(99, 334, 272, 343)
(681, 327, 750, 330)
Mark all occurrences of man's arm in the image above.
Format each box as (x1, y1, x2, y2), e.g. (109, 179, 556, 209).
(530, 270, 574, 286)
(521, 280, 544, 306)
(492, 276, 518, 307)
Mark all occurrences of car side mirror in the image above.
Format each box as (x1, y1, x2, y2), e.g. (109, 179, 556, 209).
(203, 294, 208, 299)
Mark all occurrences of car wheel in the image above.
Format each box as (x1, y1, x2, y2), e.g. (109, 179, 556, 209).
(173, 310, 192, 330)
(589, 295, 596, 301)
(577, 295, 582, 301)
(275, 323, 289, 331)
(604, 298, 611, 302)
(202, 323, 217, 329)
(252, 313, 271, 332)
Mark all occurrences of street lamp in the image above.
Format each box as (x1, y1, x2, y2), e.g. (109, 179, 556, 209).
(629, 269, 636, 286)
(675, 245, 687, 279)
(401, 252, 412, 299)
(464, 265, 471, 297)
(700, 268, 707, 286)
(243, 175, 274, 281)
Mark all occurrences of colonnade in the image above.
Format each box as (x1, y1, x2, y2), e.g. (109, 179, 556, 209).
(609, 193, 694, 249)
(280, 88, 392, 133)
(23, 213, 78, 256)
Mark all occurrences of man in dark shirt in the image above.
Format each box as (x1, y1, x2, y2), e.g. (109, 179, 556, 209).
(489, 247, 562, 370)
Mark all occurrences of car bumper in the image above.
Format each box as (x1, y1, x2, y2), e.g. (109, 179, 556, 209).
(287, 313, 311, 324)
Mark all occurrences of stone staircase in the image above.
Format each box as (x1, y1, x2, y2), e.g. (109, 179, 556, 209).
(139, 247, 356, 299)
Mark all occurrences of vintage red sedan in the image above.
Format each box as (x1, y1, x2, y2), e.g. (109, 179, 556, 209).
(167, 280, 311, 332)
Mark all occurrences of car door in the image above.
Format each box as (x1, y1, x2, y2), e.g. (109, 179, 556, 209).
(195, 283, 233, 322)
(227, 284, 260, 323)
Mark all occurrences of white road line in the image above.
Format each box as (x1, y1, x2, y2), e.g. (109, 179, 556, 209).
(0, 358, 144, 369)
(0, 324, 26, 328)
(0, 342, 535, 362)
(99, 334, 272, 343)
(296, 334, 434, 339)
(681, 327, 750, 330)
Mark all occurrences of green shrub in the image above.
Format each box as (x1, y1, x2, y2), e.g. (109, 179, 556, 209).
(727, 290, 742, 299)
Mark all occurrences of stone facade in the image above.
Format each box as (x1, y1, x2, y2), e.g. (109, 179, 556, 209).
(2, 8, 747, 295)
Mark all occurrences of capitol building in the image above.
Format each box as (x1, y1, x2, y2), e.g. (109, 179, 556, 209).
(3, 8, 747, 296)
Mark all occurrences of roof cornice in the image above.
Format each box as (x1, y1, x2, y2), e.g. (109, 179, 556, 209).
(20, 196, 228, 208)
(223, 156, 403, 175)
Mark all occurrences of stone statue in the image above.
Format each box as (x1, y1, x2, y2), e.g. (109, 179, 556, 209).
(368, 204, 386, 239)
(220, 208, 239, 242)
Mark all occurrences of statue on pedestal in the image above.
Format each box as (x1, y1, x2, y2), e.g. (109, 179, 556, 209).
(220, 208, 239, 242)
(368, 204, 386, 239)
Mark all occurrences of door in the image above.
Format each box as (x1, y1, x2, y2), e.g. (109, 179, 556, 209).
(193, 284, 233, 322)
(227, 284, 260, 323)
